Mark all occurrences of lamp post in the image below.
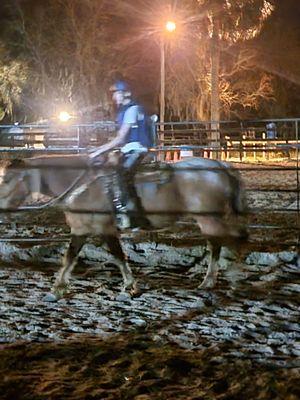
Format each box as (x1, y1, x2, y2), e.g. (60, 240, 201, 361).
(160, 37, 165, 132)
(160, 20, 176, 130)
(159, 20, 176, 159)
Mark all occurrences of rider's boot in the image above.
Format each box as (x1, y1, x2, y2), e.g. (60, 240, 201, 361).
(114, 204, 131, 230)
(114, 173, 152, 231)
(104, 174, 129, 230)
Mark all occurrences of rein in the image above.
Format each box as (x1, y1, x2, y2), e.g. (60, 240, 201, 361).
(17, 151, 117, 211)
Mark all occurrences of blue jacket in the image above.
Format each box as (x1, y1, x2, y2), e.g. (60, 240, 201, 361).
(116, 102, 153, 148)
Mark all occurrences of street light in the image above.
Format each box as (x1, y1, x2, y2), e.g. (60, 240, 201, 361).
(160, 19, 176, 135)
(58, 111, 72, 123)
(165, 20, 176, 33)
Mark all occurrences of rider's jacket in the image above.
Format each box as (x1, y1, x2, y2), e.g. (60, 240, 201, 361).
(116, 102, 153, 148)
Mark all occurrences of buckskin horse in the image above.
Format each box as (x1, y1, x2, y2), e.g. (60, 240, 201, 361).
(0, 154, 247, 300)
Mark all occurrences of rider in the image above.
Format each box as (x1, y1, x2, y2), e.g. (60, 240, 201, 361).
(89, 80, 152, 230)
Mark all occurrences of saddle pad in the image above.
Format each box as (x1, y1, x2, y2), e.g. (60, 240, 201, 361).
(135, 163, 173, 185)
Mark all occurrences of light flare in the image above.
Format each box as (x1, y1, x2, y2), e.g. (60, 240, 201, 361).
(58, 111, 71, 122)
(165, 20, 176, 32)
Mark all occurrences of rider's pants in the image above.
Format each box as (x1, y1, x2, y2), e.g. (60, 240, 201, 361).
(113, 149, 150, 228)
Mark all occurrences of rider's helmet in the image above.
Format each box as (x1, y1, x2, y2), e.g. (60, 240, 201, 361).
(109, 80, 131, 95)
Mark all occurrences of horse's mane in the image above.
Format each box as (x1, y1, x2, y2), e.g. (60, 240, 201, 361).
(24, 154, 89, 168)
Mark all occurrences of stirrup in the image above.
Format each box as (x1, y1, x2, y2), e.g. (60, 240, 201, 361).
(114, 204, 130, 230)
(115, 213, 131, 230)
(115, 211, 152, 231)
(129, 214, 152, 231)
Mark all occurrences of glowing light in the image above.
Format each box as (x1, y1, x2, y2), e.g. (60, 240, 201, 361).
(165, 20, 176, 32)
(58, 111, 71, 122)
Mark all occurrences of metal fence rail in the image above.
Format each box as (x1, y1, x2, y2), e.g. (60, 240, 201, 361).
(155, 118, 299, 162)
(0, 118, 299, 162)
(0, 121, 116, 152)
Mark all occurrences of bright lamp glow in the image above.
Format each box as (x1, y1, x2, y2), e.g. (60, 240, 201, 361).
(165, 20, 176, 32)
(58, 111, 71, 122)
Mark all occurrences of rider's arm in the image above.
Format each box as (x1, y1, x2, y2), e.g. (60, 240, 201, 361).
(89, 124, 130, 158)
(89, 106, 138, 159)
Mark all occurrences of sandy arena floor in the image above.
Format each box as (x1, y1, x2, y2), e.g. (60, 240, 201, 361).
(0, 160, 299, 399)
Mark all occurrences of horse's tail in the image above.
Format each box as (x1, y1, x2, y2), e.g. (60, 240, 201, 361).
(232, 172, 247, 215)
(220, 162, 249, 241)
(220, 161, 247, 215)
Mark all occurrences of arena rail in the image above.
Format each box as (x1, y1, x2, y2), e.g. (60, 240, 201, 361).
(0, 118, 299, 160)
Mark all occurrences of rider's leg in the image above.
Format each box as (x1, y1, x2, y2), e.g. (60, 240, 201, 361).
(116, 152, 151, 229)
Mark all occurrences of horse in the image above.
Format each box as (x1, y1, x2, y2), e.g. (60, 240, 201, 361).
(0, 154, 247, 300)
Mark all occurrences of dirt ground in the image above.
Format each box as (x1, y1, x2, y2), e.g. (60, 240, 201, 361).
(0, 160, 299, 399)
(1, 334, 299, 400)
(0, 252, 299, 399)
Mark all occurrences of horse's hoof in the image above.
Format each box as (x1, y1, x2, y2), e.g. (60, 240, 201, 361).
(130, 283, 141, 297)
(52, 284, 69, 299)
(127, 280, 141, 297)
(43, 292, 59, 302)
(198, 279, 215, 290)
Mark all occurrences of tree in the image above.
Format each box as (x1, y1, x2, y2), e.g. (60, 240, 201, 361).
(164, 0, 275, 121)
(1, 0, 298, 124)
(0, 1, 29, 122)
(1, 0, 120, 121)
(252, 0, 300, 117)
(0, 44, 28, 122)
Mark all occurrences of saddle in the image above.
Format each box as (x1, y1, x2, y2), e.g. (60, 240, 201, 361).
(106, 162, 174, 230)
(134, 162, 174, 186)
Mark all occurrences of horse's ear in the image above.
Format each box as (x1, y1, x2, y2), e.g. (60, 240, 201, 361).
(0, 159, 26, 185)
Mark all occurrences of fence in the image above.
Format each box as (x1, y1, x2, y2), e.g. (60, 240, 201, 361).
(0, 121, 116, 154)
(0, 118, 299, 163)
(155, 118, 299, 162)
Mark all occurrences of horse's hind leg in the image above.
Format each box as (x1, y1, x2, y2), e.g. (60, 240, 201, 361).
(199, 241, 221, 289)
(50, 235, 86, 300)
(103, 235, 136, 293)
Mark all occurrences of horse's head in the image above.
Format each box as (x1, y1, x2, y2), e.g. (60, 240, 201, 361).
(0, 161, 31, 209)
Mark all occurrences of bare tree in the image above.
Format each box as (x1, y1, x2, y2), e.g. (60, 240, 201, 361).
(6, 0, 117, 120)
(0, 44, 28, 121)
(164, 0, 275, 121)
(0, 0, 280, 124)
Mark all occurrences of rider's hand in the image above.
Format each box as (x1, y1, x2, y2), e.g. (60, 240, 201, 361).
(88, 147, 104, 159)
(88, 153, 105, 167)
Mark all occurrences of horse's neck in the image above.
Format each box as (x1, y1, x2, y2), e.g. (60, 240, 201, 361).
(27, 154, 87, 168)
(25, 155, 90, 197)
(27, 164, 80, 197)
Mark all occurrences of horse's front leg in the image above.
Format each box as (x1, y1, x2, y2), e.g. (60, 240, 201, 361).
(199, 241, 221, 289)
(103, 235, 137, 294)
(45, 235, 87, 301)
